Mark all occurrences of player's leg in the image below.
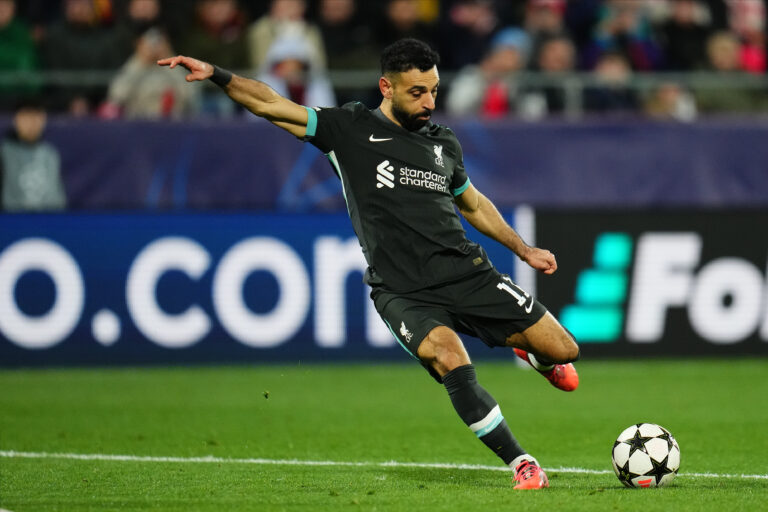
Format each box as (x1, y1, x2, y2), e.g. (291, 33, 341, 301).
(372, 287, 548, 488)
(417, 327, 548, 489)
(504, 312, 580, 392)
(505, 311, 579, 364)
(454, 270, 579, 391)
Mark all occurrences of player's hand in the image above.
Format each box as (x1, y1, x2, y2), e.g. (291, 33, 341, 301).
(157, 55, 213, 82)
(523, 247, 557, 275)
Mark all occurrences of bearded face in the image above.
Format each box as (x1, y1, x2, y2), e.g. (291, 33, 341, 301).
(386, 66, 439, 131)
(391, 93, 432, 131)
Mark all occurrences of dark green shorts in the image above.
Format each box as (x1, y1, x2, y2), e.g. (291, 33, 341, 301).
(370, 267, 548, 366)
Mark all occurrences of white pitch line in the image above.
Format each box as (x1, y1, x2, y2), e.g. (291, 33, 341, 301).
(1, 450, 766, 480)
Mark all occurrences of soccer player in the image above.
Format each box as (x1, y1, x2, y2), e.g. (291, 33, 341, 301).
(158, 38, 579, 490)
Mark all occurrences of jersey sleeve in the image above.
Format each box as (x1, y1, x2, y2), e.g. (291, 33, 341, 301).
(302, 103, 359, 154)
(450, 139, 471, 196)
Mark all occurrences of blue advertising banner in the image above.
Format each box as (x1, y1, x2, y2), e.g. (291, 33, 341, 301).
(0, 212, 520, 367)
(9, 118, 766, 211)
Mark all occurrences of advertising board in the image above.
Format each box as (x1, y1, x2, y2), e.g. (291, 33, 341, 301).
(535, 210, 768, 356)
(0, 212, 518, 366)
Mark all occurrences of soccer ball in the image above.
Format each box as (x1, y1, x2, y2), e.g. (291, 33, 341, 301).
(611, 423, 680, 488)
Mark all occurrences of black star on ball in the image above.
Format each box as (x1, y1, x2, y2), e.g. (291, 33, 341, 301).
(627, 429, 654, 457)
(646, 455, 675, 485)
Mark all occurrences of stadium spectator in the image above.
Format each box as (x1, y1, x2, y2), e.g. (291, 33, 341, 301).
(583, 51, 639, 114)
(176, 0, 248, 117)
(703, 0, 730, 30)
(113, 0, 168, 69)
(583, 0, 664, 71)
(524, 0, 566, 34)
(0, 0, 40, 110)
(694, 30, 767, 113)
(446, 27, 530, 118)
(101, 27, 199, 119)
(725, 0, 766, 73)
(414, 0, 441, 24)
(13, 0, 63, 41)
(41, 0, 127, 114)
(704, 30, 743, 72)
(519, 34, 576, 119)
(255, 35, 336, 109)
(644, 81, 697, 121)
(726, 0, 765, 38)
(534, 33, 576, 73)
(738, 28, 765, 74)
(656, 0, 713, 71)
(317, 0, 378, 105)
(318, 0, 377, 71)
(247, 0, 326, 72)
(178, 0, 248, 72)
(126, 0, 195, 47)
(438, 0, 501, 70)
(563, 0, 602, 63)
(1, 99, 66, 211)
(523, 0, 567, 61)
(115, 0, 163, 42)
(374, 0, 436, 49)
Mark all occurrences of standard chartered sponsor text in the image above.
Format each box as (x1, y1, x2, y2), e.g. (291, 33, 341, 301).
(399, 166, 447, 192)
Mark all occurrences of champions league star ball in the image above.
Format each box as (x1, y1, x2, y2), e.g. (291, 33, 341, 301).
(611, 423, 680, 488)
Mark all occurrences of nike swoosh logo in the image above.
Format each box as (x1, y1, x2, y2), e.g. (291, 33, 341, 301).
(524, 296, 534, 314)
(369, 135, 393, 142)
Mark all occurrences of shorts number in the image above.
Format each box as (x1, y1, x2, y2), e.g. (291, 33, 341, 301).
(496, 276, 529, 306)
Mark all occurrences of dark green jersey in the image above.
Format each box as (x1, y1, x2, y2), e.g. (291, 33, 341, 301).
(304, 102, 491, 293)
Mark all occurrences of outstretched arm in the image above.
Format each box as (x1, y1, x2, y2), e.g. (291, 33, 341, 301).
(157, 55, 309, 137)
(455, 184, 557, 274)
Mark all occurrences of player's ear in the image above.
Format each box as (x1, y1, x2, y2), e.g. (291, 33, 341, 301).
(379, 75, 394, 99)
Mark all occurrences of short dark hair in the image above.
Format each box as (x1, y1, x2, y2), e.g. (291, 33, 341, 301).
(380, 38, 440, 76)
(14, 97, 46, 112)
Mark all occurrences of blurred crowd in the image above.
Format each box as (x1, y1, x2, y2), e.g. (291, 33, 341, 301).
(1, 0, 768, 121)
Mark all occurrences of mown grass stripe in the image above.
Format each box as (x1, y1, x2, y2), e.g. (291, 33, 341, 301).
(1, 450, 766, 480)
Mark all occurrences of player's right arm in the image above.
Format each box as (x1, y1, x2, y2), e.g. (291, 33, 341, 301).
(456, 183, 557, 275)
(157, 55, 309, 138)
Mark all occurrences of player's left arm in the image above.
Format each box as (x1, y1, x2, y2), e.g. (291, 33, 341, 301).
(157, 55, 308, 137)
(455, 184, 557, 274)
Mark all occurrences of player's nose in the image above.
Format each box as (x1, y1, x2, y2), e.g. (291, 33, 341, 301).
(422, 94, 435, 111)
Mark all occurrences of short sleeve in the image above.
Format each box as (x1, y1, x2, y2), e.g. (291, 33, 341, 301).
(302, 103, 359, 154)
(450, 140, 471, 196)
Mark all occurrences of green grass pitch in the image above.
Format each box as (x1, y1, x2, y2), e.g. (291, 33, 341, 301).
(1, 358, 767, 511)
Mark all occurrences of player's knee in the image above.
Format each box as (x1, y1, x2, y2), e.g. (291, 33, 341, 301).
(569, 347, 581, 363)
(536, 330, 579, 364)
(434, 350, 467, 375)
(561, 343, 580, 363)
(418, 326, 470, 376)
(539, 321, 579, 363)
(523, 312, 580, 363)
(554, 334, 580, 363)
(562, 328, 580, 362)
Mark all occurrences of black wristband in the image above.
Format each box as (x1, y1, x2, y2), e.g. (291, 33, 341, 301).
(210, 65, 233, 87)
